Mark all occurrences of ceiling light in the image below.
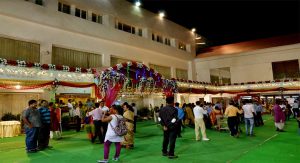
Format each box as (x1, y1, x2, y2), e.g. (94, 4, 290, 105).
(135, 1, 141, 7)
(159, 11, 165, 18)
(196, 42, 206, 45)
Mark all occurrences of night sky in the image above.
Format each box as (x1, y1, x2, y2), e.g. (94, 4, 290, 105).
(127, 0, 300, 47)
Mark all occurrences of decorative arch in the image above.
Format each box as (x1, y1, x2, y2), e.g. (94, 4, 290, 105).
(95, 61, 177, 106)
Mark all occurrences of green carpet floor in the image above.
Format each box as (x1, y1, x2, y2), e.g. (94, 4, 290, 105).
(0, 115, 299, 163)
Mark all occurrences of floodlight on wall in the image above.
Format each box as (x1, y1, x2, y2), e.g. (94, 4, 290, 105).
(191, 28, 196, 33)
(135, 1, 141, 7)
(159, 11, 165, 18)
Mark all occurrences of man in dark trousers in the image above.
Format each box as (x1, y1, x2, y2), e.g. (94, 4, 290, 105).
(159, 96, 178, 159)
(38, 100, 52, 150)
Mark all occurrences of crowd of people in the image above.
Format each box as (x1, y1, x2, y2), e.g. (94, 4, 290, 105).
(22, 100, 61, 153)
(22, 96, 300, 162)
(157, 98, 300, 159)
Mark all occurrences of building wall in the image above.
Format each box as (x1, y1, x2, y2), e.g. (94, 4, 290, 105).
(195, 43, 300, 83)
(0, 0, 196, 79)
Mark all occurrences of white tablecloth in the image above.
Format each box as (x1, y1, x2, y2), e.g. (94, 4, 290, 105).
(0, 121, 21, 138)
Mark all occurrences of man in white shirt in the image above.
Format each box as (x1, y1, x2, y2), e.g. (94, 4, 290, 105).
(292, 100, 299, 118)
(193, 101, 209, 141)
(89, 102, 104, 143)
(242, 100, 256, 136)
(99, 100, 109, 142)
(67, 99, 75, 118)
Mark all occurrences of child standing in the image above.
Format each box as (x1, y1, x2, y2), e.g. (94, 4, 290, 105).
(97, 105, 124, 163)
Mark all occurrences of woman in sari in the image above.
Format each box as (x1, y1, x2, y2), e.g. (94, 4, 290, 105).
(122, 103, 135, 149)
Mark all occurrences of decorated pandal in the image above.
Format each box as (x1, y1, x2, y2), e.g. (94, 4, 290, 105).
(0, 58, 299, 98)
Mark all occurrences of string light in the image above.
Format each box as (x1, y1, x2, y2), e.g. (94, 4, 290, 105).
(0, 65, 94, 82)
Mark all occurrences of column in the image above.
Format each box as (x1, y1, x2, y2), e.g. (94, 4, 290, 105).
(142, 28, 152, 39)
(102, 14, 115, 28)
(87, 10, 93, 21)
(45, 0, 58, 11)
(40, 42, 52, 64)
(70, 4, 75, 16)
(188, 61, 195, 81)
(170, 38, 176, 48)
(102, 53, 111, 67)
(171, 67, 176, 78)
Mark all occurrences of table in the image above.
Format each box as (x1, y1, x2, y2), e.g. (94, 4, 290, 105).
(0, 121, 21, 138)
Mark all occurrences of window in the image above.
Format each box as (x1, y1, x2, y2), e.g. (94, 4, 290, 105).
(165, 38, 171, 46)
(152, 33, 163, 44)
(210, 67, 231, 85)
(62, 4, 70, 14)
(156, 35, 163, 43)
(81, 10, 87, 19)
(123, 24, 132, 33)
(35, 0, 43, 6)
(138, 29, 143, 36)
(92, 13, 97, 22)
(176, 69, 188, 80)
(117, 22, 123, 30)
(178, 42, 186, 51)
(97, 15, 102, 24)
(58, 2, 62, 11)
(75, 8, 86, 19)
(149, 64, 171, 79)
(52, 46, 102, 68)
(75, 8, 81, 17)
(272, 60, 300, 79)
(0, 37, 40, 62)
(115, 21, 138, 35)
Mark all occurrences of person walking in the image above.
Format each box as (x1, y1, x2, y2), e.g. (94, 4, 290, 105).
(242, 100, 256, 136)
(224, 101, 243, 137)
(97, 105, 124, 163)
(88, 102, 104, 143)
(159, 96, 179, 159)
(122, 103, 135, 149)
(23, 100, 41, 153)
(193, 101, 210, 141)
(273, 99, 286, 132)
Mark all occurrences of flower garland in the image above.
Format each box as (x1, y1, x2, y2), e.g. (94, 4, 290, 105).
(96, 61, 178, 95)
(0, 57, 95, 74)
